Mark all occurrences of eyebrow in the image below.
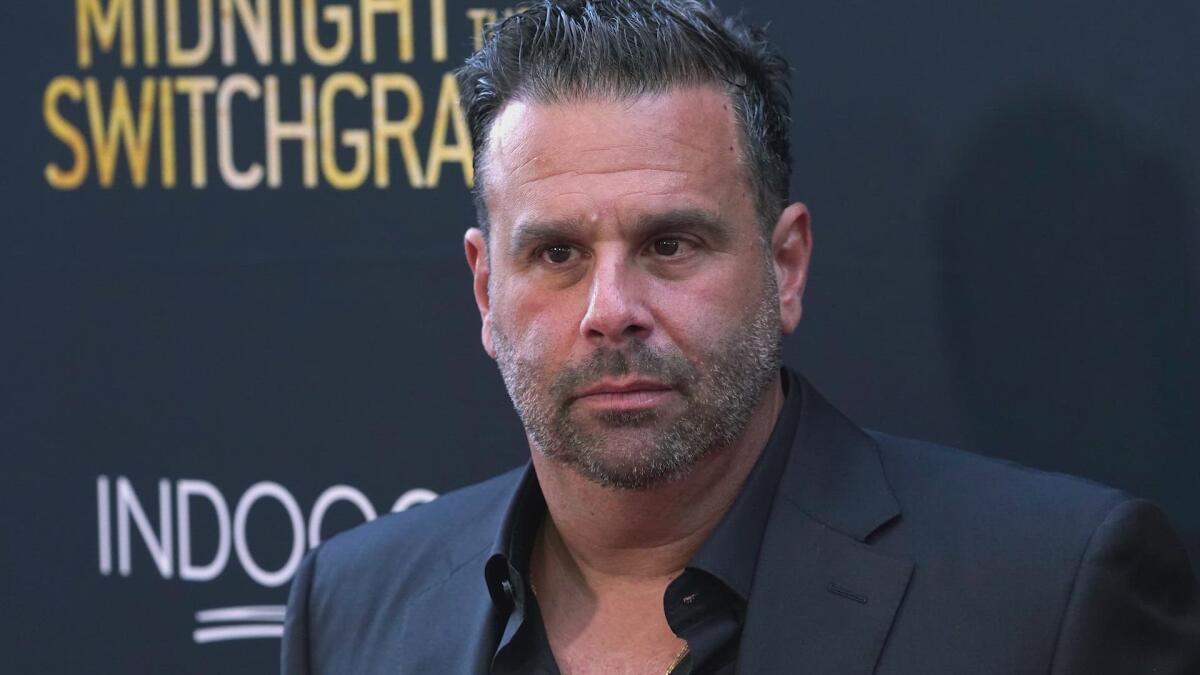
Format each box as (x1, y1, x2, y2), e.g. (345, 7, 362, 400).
(630, 208, 735, 247)
(507, 208, 735, 257)
(507, 218, 590, 258)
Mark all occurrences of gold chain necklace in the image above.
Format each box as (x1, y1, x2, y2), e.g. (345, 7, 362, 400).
(664, 641, 690, 674)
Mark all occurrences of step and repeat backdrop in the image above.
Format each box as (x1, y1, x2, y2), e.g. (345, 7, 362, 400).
(3, 1, 1198, 673)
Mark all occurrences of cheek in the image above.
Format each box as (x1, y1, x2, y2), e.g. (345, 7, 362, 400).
(493, 282, 585, 356)
(649, 260, 768, 351)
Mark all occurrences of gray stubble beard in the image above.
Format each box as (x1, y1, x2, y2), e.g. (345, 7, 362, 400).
(492, 264, 784, 490)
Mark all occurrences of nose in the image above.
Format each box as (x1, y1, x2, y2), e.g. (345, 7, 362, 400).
(578, 255, 653, 344)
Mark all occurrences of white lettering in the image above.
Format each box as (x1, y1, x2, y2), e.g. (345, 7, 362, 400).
(98, 475, 439, 586)
(176, 479, 232, 582)
(97, 475, 112, 575)
(391, 488, 438, 512)
(308, 484, 377, 548)
(216, 73, 264, 189)
(116, 476, 174, 578)
(264, 74, 317, 187)
(233, 481, 305, 587)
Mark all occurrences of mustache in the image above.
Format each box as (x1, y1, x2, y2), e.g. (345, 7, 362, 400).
(551, 342, 696, 401)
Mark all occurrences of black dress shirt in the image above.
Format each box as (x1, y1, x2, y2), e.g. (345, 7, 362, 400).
(485, 370, 802, 674)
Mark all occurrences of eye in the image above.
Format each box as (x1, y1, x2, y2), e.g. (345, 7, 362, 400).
(652, 239, 681, 256)
(540, 245, 576, 264)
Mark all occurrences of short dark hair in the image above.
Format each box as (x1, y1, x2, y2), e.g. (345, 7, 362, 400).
(457, 0, 792, 236)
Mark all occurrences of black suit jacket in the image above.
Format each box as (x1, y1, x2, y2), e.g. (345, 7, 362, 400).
(281, 377, 1200, 673)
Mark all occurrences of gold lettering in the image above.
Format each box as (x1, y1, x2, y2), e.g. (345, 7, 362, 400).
(44, 76, 90, 189)
(302, 0, 352, 66)
(465, 8, 495, 52)
(159, 77, 176, 187)
(371, 73, 423, 188)
(425, 72, 472, 188)
(264, 75, 317, 188)
(84, 77, 157, 187)
(76, 0, 135, 68)
(166, 0, 214, 67)
(430, 0, 447, 62)
(174, 76, 218, 187)
(279, 0, 296, 64)
(142, 0, 159, 66)
(319, 73, 370, 190)
(361, 0, 413, 64)
(220, 0, 272, 66)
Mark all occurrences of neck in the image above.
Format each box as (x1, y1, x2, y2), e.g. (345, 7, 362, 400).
(530, 376, 785, 586)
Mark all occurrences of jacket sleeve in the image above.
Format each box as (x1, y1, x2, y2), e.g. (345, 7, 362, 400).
(1050, 498, 1200, 674)
(280, 547, 319, 675)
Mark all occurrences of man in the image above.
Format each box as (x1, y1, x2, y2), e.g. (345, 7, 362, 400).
(281, 1, 1200, 673)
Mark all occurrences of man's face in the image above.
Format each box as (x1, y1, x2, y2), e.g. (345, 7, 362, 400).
(467, 86, 806, 489)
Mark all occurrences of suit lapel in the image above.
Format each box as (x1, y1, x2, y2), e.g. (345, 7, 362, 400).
(740, 376, 913, 674)
(740, 499, 913, 674)
(392, 555, 499, 674)
(390, 466, 539, 674)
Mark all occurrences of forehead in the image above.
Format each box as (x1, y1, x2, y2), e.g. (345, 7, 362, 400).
(482, 86, 755, 239)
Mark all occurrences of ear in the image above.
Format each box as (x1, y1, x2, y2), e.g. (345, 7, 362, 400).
(770, 202, 813, 335)
(464, 228, 497, 358)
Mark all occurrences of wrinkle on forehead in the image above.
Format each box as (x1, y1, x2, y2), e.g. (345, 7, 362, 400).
(517, 166, 691, 190)
(484, 86, 752, 239)
(489, 87, 738, 171)
(505, 140, 712, 186)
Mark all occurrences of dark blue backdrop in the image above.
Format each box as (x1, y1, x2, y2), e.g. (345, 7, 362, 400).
(2, 1, 1197, 673)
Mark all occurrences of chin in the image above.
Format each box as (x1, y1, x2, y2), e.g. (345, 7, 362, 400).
(569, 438, 709, 490)
(577, 461, 690, 491)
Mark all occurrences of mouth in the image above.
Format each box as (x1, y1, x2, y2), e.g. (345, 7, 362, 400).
(572, 378, 675, 412)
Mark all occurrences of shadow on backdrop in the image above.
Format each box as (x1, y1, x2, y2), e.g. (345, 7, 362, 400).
(936, 90, 1200, 571)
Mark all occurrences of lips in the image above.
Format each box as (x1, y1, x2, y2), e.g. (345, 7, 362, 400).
(574, 378, 673, 399)
(571, 378, 675, 412)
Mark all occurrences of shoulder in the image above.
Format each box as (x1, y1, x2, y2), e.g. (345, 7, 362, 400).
(870, 430, 1126, 535)
(306, 465, 524, 598)
(865, 432, 1200, 668)
(868, 427, 1118, 523)
(866, 431, 1140, 578)
(282, 466, 528, 672)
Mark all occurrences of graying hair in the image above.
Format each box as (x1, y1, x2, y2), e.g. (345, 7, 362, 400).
(457, 0, 793, 235)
